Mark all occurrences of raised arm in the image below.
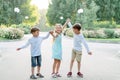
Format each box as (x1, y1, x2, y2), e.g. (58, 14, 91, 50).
(50, 31, 58, 38)
(62, 19, 71, 30)
(41, 32, 50, 40)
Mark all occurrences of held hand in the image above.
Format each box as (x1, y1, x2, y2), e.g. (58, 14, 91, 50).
(88, 52, 92, 55)
(16, 48, 21, 51)
(66, 18, 71, 23)
(49, 31, 54, 34)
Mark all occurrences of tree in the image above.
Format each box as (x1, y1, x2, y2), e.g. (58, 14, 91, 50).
(76, 1, 99, 29)
(94, 0, 120, 24)
(47, 0, 79, 25)
(0, 0, 40, 25)
(46, 0, 99, 27)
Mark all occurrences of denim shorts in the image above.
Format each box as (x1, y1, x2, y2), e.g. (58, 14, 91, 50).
(31, 55, 41, 67)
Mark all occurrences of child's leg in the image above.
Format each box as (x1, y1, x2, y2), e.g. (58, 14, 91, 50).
(31, 56, 37, 75)
(31, 67, 35, 75)
(52, 59, 57, 73)
(70, 59, 74, 72)
(36, 56, 42, 74)
(37, 66, 40, 73)
(77, 61, 81, 72)
(69, 49, 76, 72)
(56, 59, 61, 73)
(76, 53, 82, 72)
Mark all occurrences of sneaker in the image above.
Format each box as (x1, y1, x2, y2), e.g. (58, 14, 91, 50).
(51, 73, 57, 78)
(36, 73, 44, 78)
(67, 72, 72, 77)
(30, 75, 37, 79)
(56, 72, 62, 77)
(77, 72, 83, 78)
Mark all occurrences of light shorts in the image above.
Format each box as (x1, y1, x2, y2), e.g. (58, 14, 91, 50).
(72, 49, 82, 62)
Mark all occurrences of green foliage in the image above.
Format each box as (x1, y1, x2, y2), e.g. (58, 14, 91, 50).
(65, 28, 120, 39)
(47, 0, 99, 30)
(94, 0, 120, 24)
(104, 29, 115, 38)
(76, 1, 99, 29)
(93, 21, 117, 28)
(0, 28, 24, 39)
(10, 24, 31, 34)
(0, 0, 40, 25)
(47, 0, 77, 25)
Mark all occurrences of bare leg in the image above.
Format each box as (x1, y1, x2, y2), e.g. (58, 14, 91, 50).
(37, 66, 40, 74)
(31, 67, 35, 75)
(77, 61, 81, 72)
(56, 60, 61, 73)
(52, 59, 57, 73)
(70, 60, 74, 72)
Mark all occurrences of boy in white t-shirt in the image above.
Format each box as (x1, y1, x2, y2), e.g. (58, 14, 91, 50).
(67, 23, 92, 78)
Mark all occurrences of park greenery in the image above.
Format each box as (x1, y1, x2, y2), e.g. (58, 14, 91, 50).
(0, 0, 120, 41)
(47, 0, 120, 39)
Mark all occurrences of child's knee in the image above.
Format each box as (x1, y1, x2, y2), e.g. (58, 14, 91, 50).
(77, 61, 81, 64)
(71, 59, 74, 63)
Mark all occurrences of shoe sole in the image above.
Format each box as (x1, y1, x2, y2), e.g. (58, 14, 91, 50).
(77, 75, 83, 78)
(67, 75, 72, 78)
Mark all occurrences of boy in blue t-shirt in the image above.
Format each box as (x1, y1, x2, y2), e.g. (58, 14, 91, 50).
(17, 27, 52, 79)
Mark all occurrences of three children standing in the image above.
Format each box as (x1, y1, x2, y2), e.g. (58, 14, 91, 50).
(17, 19, 92, 79)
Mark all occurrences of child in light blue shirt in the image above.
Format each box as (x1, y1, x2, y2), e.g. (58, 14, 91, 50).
(17, 27, 51, 79)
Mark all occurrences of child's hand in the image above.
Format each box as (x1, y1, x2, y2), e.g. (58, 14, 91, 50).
(66, 18, 71, 23)
(88, 52, 92, 55)
(49, 31, 54, 34)
(16, 48, 21, 51)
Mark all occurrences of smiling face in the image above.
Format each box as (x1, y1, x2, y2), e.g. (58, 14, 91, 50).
(55, 24, 62, 34)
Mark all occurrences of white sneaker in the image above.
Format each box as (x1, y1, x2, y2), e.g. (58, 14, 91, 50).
(52, 73, 57, 78)
(56, 73, 62, 77)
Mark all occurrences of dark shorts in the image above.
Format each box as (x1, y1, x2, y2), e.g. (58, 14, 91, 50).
(31, 55, 42, 67)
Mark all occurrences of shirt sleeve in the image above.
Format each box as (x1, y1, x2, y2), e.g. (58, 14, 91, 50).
(41, 32, 50, 40)
(68, 22, 73, 28)
(81, 34, 90, 53)
(20, 40, 30, 49)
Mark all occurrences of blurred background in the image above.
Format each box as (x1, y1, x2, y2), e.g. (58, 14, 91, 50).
(0, 0, 120, 42)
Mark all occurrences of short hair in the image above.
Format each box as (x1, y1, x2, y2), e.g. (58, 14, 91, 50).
(30, 27, 40, 33)
(73, 23, 81, 31)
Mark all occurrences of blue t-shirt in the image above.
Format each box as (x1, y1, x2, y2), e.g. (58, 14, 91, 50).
(20, 33, 50, 57)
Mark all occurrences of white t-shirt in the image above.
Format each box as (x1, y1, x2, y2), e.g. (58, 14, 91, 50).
(73, 33, 90, 53)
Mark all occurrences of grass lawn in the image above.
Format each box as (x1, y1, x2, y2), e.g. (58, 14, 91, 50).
(0, 37, 8, 41)
(86, 38, 120, 43)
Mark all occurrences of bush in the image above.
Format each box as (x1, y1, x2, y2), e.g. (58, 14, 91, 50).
(104, 29, 115, 38)
(93, 21, 116, 28)
(66, 29, 73, 37)
(114, 31, 120, 38)
(10, 24, 31, 34)
(65, 28, 120, 39)
(0, 28, 24, 39)
(95, 30, 106, 38)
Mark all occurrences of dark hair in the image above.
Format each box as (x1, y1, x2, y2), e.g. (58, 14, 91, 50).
(31, 27, 40, 33)
(73, 23, 81, 31)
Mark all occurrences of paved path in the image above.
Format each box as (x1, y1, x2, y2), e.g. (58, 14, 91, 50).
(0, 32, 120, 80)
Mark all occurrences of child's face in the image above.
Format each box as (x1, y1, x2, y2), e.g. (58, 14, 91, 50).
(32, 31, 40, 37)
(55, 26, 62, 34)
(73, 29, 80, 34)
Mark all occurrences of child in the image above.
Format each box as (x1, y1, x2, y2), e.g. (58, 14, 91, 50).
(17, 27, 51, 79)
(67, 23, 92, 78)
(50, 20, 69, 78)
